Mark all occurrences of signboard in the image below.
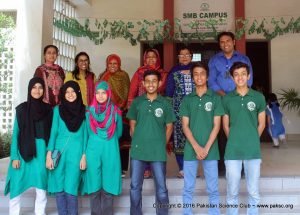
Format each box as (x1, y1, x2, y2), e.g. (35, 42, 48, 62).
(175, 0, 235, 33)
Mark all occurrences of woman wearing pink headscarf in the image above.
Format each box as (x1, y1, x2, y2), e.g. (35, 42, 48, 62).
(82, 81, 122, 215)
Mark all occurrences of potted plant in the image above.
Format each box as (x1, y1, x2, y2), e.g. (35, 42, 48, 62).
(278, 88, 300, 114)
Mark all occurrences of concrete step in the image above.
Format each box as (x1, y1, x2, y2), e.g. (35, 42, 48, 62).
(1, 190, 299, 213)
(2, 177, 300, 192)
(0, 206, 300, 215)
(1, 178, 300, 214)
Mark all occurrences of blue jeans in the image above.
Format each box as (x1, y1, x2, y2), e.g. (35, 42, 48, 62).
(183, 160, 220, 215)
(175, 154, 184, 171)
(55, 192, 78, 215)
(90, 189, 113, 215)
(130, 159, 169, 215)
(225, 159, 261, 215)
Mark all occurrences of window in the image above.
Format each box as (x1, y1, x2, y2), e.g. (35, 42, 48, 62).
(53, 0, 76, 72)
(192, 53, 201, 62)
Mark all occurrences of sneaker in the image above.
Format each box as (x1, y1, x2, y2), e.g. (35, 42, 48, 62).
(273, 145, 280, 149)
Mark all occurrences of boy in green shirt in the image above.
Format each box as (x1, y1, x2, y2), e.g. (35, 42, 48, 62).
(127, 70, 176, 215)
(223, 62, 266, 215)
(180, 62, 224, 215)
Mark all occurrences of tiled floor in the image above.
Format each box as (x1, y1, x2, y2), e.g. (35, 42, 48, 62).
(165, 134, 300, 178)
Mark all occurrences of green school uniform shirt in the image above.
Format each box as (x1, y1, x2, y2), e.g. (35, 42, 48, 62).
(5, 119, 48, 199)
(179, 89, 224, 160)
(47, 107, 87, 196)
(223, 89, 266, 160)
(127, 94, 176, 162)
(81, 112, 122, 196)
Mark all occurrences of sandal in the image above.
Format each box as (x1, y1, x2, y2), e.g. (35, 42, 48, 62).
(144, 170, 151, 179)
(177, 171, 184, 178)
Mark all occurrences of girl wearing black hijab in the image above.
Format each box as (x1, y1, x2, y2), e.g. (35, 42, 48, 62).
(46, 81, 86, 215)
(4, 77, 53, 215)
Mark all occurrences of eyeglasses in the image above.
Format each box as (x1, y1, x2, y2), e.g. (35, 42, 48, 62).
(178, 54, 192, 58)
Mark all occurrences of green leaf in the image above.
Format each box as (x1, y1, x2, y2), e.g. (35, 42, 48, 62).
(127, 22, 134, 28)
(103, 19, 108, 28)
(278, 88, 300, 114)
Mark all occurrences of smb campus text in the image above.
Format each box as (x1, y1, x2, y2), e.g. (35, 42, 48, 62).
(153, 202, 294, 210)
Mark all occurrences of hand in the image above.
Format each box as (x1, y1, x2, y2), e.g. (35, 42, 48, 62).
(198, 147, 209, 160)
(203, 145, 210, 156)
(166, 142, 173, 155)
(46, 151, 54, 170)
(194, 145, 208, 160)
(12, 160, 20, 169)
(80, 154, 86, 170)
(129, 128, 134, 137)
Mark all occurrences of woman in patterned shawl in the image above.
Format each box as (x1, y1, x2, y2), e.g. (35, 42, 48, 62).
(166, 47, 194, 178)
(34, 45, 65, 107)
(99, 54, 130, 110)
(99, 54, 131, 177)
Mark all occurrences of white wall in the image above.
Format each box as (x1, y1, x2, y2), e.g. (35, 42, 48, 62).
(0, 0, 54, 104)
(269, 34, 300, 134)
(246, 0, 300, 134)
(75, 0, 163, 78)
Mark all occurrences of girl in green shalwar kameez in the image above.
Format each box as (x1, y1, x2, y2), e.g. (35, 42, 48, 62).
(46, 81, 87, 215)
(82, 81, 122, 215)
(5, 77, 53, 215)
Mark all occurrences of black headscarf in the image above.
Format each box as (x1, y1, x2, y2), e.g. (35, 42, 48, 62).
(59, 81, 85, 132)
(16, 77, 52, 162)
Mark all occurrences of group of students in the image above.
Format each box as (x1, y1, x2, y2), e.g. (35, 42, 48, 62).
(4, 31, 287, 215)
(5, 79, 123, 215)
(4, 45, 128, 215)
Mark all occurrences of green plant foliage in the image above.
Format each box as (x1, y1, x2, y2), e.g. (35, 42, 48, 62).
(0, 132, 12, 158)
(0, 12, 15, 57)
(0, 13, 15, 112)
(53, 16, 300, 46)
(278, 88, 300, 114)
